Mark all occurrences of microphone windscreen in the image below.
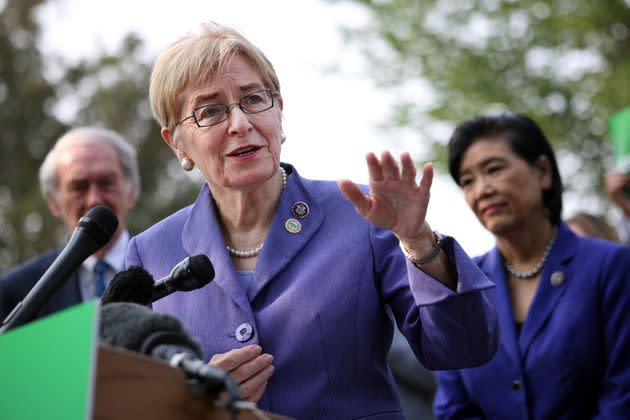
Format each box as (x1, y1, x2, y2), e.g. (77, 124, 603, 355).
(101, 266, 154, 306)
(99, 302, 202, 357)
(78, 205, 119, 247)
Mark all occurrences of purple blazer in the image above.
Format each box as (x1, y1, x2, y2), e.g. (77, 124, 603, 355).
(127, 164, 498, 419)
(434, 223, 630, 419)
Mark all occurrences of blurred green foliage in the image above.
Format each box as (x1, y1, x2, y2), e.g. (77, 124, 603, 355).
(0, 0, 199, 271)
(331, 0, 630, 200)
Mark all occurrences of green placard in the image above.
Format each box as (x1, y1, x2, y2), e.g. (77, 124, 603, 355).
(0, 300, 99, 420)
(609, 106, 630, 172)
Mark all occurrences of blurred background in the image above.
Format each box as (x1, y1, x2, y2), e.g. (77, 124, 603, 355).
(1, 0, 629, 272)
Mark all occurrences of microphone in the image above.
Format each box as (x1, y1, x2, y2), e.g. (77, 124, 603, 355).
(0, 205, 118, 333)
(100, 255, 214, 305)
(152, 255, 214, 302)
(100, 302, 241, 399)
(100, 266, 154, 306)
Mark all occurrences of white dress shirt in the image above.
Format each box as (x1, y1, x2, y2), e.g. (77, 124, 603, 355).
(79, 230, 130, 300)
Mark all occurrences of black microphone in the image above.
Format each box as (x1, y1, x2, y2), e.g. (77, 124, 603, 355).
(100, 302, 241, 399)
(152, 255, 214, 302)
(100, 255, 215, 306)
(0, 205, 118, 333)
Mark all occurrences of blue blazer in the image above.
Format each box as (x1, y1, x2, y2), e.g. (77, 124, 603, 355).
(434, 223, 630, 419)
(127, 164, 498, 420)
(0, 248, 82, 322)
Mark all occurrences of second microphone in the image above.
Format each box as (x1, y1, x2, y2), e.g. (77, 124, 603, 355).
(101, 254, 215, 305)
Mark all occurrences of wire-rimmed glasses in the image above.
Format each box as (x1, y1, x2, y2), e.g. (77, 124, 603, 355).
(175, 89, 280, 128)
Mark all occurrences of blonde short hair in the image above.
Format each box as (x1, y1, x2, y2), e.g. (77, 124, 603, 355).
(567, 211, 621, 243)
(150, 22, 281, 131)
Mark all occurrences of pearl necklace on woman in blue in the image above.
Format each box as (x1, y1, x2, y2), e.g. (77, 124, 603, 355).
(226, 167, 287, 258)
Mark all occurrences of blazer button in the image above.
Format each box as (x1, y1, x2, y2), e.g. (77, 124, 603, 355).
(235, 323, 254, 342)
(512, 379, 522, 391)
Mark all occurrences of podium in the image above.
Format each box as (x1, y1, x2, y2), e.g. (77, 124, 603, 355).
(0, 301, 289, 420)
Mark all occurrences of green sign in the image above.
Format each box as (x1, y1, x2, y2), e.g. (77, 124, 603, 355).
(0, 301, 98, 420)
(609, 106, 630, 172)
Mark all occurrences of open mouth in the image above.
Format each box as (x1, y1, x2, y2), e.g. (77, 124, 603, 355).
(228, 146, 260, 157)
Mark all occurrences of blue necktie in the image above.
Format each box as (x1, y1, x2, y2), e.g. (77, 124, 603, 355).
(93, 260, 110, 298)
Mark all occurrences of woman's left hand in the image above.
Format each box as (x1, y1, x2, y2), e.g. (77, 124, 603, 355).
(339, 151, 455, 288)
(338, 151, 433, 244)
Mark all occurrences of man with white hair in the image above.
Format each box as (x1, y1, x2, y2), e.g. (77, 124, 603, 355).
(0, 127, 140, 321)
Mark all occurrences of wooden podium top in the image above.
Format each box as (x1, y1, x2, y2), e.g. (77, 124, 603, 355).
(94, 345, 291, 420)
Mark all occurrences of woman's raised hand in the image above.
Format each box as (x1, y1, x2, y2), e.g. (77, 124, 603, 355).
(338, 151, 434, 244)
(339, 151, 456, 288)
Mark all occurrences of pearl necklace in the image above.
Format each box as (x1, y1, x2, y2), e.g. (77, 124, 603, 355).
(226, 243, 264, 258)
(226, 167, 287, 258)
(504, 228, 558, 279)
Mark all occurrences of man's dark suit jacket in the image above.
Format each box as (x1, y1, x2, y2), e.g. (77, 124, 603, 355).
(0, 248, 82, 322)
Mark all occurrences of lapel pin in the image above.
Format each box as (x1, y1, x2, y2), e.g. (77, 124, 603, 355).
(285, 218, 302, 234)
(291, 201, 310, 219)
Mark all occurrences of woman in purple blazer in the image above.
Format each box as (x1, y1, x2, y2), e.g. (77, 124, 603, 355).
(128, 22, 498, 419)
(435, 113, 630, 419)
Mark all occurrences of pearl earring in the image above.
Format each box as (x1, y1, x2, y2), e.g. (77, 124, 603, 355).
(180, 157, 194, 171)
(281, 132, 287, 144)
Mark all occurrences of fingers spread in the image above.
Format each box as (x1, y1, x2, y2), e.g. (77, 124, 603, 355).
(400, 152, 417, 183)
(380, 151, 401, 180)
(338, 180, 372, 217)
(419, 162, 434, 191)
(366, 152, 384, 182)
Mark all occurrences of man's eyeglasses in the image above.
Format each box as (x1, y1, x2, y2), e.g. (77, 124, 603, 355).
(175, 89, 280, 128)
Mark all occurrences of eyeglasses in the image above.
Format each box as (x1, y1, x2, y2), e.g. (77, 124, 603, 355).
(175, 89, 280, 128)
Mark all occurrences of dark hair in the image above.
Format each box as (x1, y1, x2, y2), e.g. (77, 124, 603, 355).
(447, 113, 563, 224)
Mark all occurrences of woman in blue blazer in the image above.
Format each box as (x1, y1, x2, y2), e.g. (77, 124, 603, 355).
(435, 113, 630, 419)
(127, 22, 499, 419)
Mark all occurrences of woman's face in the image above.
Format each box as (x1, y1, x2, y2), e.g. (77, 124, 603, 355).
(457, 136, 551, 235)
(164, 54, 283, 191)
